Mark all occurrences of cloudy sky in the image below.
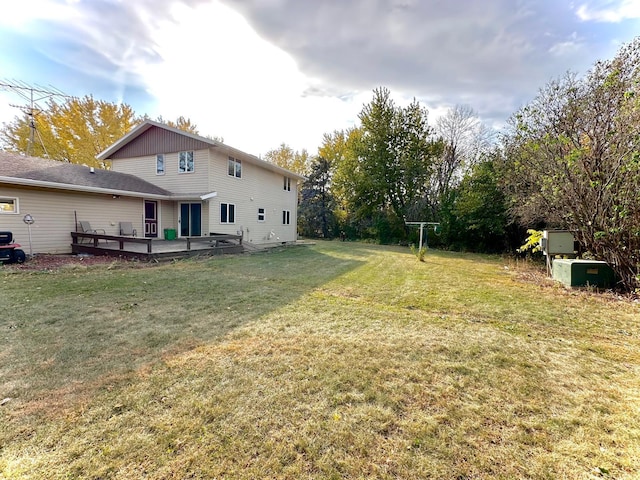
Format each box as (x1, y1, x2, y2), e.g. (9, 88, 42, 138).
(0, 0, 639, 157)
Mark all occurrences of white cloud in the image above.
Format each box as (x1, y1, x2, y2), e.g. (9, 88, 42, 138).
(576, 0, 640, 22)
(134, 2, 362, 155)
(0, 0, 73, 29)
(548, 32, 585, 57)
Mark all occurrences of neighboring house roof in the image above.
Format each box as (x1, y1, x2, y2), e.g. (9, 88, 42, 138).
(97, 119, 307, 181)
(0, 150, 172, 198)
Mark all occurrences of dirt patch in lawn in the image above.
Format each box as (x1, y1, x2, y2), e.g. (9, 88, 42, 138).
(2, 253, 142, 272)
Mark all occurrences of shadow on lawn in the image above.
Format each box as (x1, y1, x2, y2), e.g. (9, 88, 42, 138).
(0, 244, 365, 417)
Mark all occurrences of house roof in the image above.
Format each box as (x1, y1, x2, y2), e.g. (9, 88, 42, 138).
(97, 119, 307, 181)
(0, 150, 172, 198)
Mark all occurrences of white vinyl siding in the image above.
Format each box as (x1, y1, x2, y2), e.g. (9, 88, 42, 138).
(205, 149, 299, 243)
(111, 149, 210, 194)
(0, 186, 144, 254)
(111, 145, 300, 245)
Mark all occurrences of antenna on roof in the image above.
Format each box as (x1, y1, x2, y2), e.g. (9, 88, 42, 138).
(0, 80, 71, 157)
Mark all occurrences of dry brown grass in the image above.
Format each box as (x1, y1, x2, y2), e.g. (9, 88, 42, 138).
(1, 243, 639, 479)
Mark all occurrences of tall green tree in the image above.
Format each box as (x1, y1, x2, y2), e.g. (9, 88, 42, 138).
(345, 87, 441, 227)
(1, 95, 139, 168)
(445, 157, 508, 253)
(502, 38, 640, 290)
(321, 128, 362, 237)
(298, 156, 336, 238)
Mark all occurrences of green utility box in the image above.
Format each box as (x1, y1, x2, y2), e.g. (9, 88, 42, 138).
(552, 259, 616, 288)
(163, 228, 176, 241)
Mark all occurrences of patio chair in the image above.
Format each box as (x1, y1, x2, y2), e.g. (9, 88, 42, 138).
(78, 221, 106, 243)
(119, 221, 137, 237)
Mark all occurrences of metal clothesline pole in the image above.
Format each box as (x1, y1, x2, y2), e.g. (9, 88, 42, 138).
(405, 221, 440, 250)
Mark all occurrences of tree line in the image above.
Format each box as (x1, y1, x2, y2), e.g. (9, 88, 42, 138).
(1, 38, 638, 290)
(292, 39, 640, 291)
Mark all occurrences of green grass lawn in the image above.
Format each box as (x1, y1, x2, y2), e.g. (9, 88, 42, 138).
(1, 242, 639, 479)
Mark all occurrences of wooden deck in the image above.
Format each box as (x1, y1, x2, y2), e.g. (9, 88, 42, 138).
(70, 232, 244, 260)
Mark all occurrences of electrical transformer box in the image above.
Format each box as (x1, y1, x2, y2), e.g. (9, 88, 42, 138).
(552, 259, 616, 288)
(541, 230, 576, 256)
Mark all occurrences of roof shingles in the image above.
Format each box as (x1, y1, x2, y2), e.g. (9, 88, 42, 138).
(0, 151, 171, 196)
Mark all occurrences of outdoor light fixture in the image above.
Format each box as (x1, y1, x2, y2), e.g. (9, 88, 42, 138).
(22, 213, 35, 257)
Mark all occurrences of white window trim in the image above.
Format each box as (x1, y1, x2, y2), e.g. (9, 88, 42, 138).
(179, 151, 195, 174)
(284, 176, 291, 191)
(156, 154, 165, 175)
(0, 197, 18, 214)
(228, 156, 242, 178)
(220, 202, 236, 224)
(282, 210, 291, 225)
(258, 207, 266, 222)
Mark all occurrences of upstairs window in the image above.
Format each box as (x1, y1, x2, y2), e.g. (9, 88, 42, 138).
(284, 176, 291, 191)
(221, 203, 236, 224)
(0, 197, 17, 214)
(258, 208, 265, 222)
(156, 154, 165, 175)
(228, 156, 242, 178)
(282, 210, 291, 225)
(179, 151, 194, 173)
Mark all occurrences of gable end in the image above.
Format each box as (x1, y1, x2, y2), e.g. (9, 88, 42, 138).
(108, 126, 212, 159)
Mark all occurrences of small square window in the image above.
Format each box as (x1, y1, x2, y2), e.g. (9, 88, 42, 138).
(258, 208, 265, 222)
(0, 198, 17, 214)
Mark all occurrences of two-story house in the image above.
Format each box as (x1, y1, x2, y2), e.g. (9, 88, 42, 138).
(98, 120, 304, 245)
(0, 120, 304, 255)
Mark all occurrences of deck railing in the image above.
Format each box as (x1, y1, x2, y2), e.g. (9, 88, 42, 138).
(71, 232, 154, 253)
(71, 232, 243, 256)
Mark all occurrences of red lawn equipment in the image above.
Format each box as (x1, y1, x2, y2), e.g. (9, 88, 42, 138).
(0, 231, 26, 264)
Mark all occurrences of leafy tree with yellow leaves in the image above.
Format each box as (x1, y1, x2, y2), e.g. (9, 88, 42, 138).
(0, 95, 139, 168)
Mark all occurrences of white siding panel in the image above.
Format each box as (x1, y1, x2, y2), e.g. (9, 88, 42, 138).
(159, 200, 176, 236)
(0, 186, 143, 254)
(112, 149, 211, 194)
(207, 150, 299, 244)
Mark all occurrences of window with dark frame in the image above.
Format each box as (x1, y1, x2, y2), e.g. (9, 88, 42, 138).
(228, 156, 242, 178)
(179, 151, 194, 173)
(221, 203, 236, 223)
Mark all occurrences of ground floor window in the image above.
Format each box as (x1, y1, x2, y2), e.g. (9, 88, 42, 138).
(258, 207, 265, 222)
(221, 203, 236, 223)
(282, 210, 290, 225)
(0, 197, 18, 214)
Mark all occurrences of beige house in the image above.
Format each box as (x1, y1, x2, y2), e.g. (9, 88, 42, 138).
(98, 120, 304, 244)
(0, 120, 304, 254)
